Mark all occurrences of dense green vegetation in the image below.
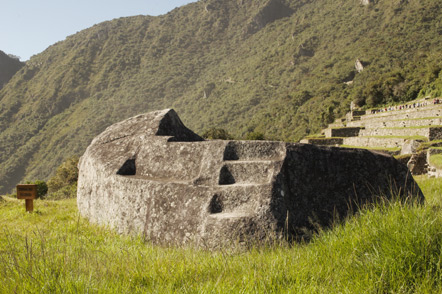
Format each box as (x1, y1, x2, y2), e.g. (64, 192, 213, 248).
(1, 0, 442, 193)
(0, 50, 24, 89)
(201, 127, 234, 140)
(46, 156, 79, 199)
(0, 176, 440, 292)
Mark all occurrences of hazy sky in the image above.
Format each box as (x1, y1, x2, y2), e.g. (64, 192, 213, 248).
(1, 0, 197, 61)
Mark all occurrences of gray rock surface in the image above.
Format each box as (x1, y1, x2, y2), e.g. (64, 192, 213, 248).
(77, 109, 424, 247)
(360, 0, 373, 6)
(407, 151, 428, 175)
(401, 140, 422, 155)
(355, 58, 364, 73)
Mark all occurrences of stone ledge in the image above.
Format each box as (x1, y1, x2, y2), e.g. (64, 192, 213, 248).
(343, 137, 425, 149)
(359, 127, 442, 140)
(324, 127, 362, 138)
(348, 118, 442, 128)
(358, 106, 442, 123)
(300, 138, 344, 145)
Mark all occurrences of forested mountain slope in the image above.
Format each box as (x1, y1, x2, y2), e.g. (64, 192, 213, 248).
(1, 0, 442, 193)
(0, 51, 24, 90)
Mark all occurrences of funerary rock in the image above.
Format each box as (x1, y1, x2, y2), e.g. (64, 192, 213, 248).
(77, 109, 423, 247)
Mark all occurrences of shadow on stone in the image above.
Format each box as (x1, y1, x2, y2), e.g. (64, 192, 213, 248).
(208, 194, 223, 214)
(218, 165, 235, 185)
(116, 158, 136, 176)
(223, 142, 239, 160)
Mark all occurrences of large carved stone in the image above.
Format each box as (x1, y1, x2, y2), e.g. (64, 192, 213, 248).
(77, 109, 424, 247)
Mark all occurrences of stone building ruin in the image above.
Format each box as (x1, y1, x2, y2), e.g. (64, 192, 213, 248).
(301, 98, 442, 177)
(77, 109, 423, 247)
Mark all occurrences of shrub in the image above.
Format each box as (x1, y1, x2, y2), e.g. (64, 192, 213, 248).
(47, 156, 79, 199)
(201, 128, 234, 140)
(25, 180, 48, 199)
(245, 131, 266, 140)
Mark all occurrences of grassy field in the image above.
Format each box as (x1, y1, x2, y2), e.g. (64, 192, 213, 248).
(1, 176, 442, 293)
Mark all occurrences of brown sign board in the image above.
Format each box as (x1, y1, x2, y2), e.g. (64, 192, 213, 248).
(16, 184, 37, 200)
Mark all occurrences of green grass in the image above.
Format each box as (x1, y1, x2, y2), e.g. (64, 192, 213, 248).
(2, 177, 442, 293)
(362, 135, 429, 141)
(340, 145, 401, 152)
(305, 137, 345, 140)
(395, 154, 413, 161)
(417, 140, 442, 152)
(386, 125, 442, 129)
(303, 134, 325, 139)
(393, 116, 442, 122)
(430, 154, 442, 169)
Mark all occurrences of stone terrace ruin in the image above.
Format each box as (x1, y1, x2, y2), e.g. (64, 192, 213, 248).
(302, 98, 442, 177)
(77, 109, 423, 247)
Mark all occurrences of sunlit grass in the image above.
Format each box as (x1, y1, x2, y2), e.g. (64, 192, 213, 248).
(362, 135, 429, 141)
(1, 176, 442, 293)
(430, 154, 442, 170)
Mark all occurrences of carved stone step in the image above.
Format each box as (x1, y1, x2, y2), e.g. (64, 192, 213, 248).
(208, 184, 272, 215)
(218, 160, 276, 185)
(223, 141, 285, 161)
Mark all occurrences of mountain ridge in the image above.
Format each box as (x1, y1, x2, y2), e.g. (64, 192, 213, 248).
(0, 51, 24, 90)
(1, 0, 442, 193)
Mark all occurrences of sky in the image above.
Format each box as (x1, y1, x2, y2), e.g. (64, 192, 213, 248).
(0, 0, 197, 61)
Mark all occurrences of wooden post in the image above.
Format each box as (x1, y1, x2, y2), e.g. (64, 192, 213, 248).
(25, 199, 34, 212)
(16, 184, 37, 213)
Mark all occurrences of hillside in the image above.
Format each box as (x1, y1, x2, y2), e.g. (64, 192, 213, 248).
(1, 0, 442, 193)
(0, 50, 24, 89)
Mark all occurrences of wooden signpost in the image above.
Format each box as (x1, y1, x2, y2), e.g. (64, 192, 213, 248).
(16, 184, 37, 212)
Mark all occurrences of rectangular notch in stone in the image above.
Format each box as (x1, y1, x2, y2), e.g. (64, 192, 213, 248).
(117, 158, 136, 176)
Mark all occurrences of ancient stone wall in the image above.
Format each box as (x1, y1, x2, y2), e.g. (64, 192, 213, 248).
(325, 127, 361, 138)
(299, 138, 344, 145)
(348, 118, 442, 129)
(343, 137, 412, 148)
(354, 106, 442, 124)
(358, 127, 442, 140)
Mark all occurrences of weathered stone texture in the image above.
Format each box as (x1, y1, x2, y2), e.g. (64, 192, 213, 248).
(325, 127, 362, 138)
(343, 137, 411, 148)
(401, 140, 422, 155)
(407, 151, 428, 175)
(347, 105, 442, 128)
(299, 138, 344, 145)
(77, 109, 423, 247)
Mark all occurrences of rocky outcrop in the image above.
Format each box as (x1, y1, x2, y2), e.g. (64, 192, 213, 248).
(361, 0, 373, 6)
(77, 109, 424, 248)
(401, 140, 421, 155)
(355, 58, 364, 73)
(246, 0, 294, 35)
